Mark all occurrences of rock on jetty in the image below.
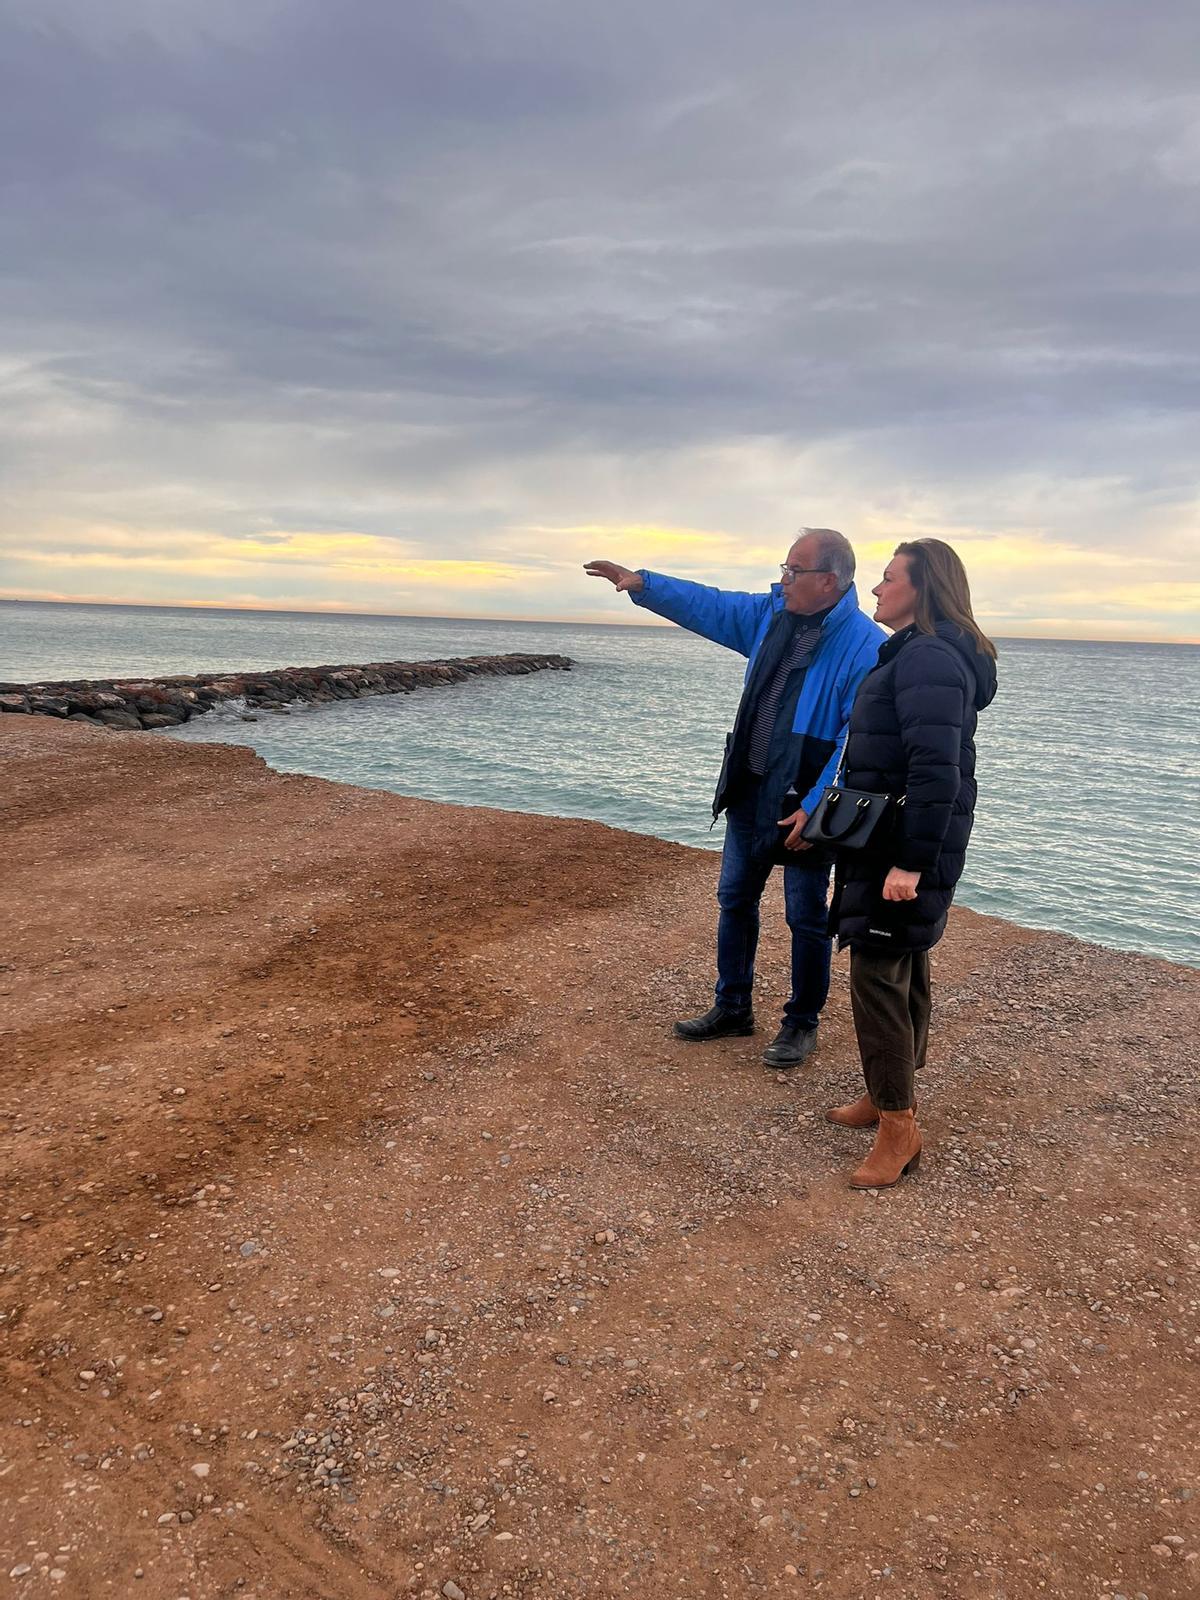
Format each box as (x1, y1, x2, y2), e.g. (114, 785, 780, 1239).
(0, 652, 573, 730)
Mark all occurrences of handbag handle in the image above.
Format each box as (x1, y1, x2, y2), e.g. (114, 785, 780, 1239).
(822, 791, 877, 841)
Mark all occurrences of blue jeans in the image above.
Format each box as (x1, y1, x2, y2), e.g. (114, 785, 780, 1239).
(714, 794, 832, 1027)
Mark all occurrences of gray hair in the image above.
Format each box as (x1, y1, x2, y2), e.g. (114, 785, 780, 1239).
(798, 526, 855, 593)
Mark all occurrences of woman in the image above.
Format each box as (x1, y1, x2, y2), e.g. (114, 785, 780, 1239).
(827, 539, 998, 1188)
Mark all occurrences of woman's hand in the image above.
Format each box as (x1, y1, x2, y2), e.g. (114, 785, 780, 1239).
(882, 867, 921, 901)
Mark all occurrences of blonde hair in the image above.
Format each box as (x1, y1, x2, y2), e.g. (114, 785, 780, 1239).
(894, 539, 998, 660)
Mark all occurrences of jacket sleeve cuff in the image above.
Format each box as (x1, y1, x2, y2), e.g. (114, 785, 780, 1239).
(895, 845, 940, 874)
(629, 570, 654, 606)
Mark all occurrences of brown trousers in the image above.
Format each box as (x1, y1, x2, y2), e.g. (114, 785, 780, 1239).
(849, 946, 931, 1112)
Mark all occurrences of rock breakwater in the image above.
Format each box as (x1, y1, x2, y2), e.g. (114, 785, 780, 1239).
(0, 652, 572, 730)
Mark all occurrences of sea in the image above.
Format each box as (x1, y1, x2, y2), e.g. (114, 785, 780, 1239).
(2, 599, 1197, 970)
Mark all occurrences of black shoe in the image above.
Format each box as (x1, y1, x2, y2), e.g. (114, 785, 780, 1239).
(762, 1023, 818, 1067)
(673, 1005, 755, 1041)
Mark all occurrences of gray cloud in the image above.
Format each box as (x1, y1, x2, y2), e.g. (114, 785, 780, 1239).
(0, 0, 1197, 628)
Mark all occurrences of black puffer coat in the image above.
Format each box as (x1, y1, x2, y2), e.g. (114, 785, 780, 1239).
(831, 621, 997, 952)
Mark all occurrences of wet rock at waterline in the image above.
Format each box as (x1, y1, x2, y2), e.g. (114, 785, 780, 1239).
(0, 653, 573, 732)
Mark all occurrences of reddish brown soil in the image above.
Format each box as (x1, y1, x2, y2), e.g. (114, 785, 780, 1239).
(1, 717, 1196, 1600)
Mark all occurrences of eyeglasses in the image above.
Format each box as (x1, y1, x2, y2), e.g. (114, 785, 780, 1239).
(780, 564, 830, 582)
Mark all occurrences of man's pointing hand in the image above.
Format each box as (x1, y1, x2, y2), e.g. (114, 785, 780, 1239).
(584, 560, 645, 595)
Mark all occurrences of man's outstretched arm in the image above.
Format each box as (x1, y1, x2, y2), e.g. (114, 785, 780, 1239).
(584, 560, 770, 658)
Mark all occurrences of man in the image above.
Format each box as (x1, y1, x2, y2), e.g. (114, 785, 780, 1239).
(585, 529, 885, 1067)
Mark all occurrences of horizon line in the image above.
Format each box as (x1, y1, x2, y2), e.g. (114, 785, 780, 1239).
(1, 593, 1196, 648)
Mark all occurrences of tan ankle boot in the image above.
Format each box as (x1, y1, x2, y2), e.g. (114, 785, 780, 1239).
(826, 1093, 879, 1128)
(848, 1109, 922, 1189)
(827, 1095, 918, 1129)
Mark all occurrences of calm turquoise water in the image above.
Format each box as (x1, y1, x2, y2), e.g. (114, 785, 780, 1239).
(3, 599, 1197, 968)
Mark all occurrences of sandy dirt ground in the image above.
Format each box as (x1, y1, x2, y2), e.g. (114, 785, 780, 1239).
(1, 716, 1196, 1600)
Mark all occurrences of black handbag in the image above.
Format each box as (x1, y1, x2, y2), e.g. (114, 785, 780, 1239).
(801, 778, 904, 851)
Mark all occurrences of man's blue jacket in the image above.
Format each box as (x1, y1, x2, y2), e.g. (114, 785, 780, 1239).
(631, 571, 886, 838)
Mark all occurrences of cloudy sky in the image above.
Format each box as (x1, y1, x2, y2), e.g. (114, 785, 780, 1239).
(1, 0, 1197, 639)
